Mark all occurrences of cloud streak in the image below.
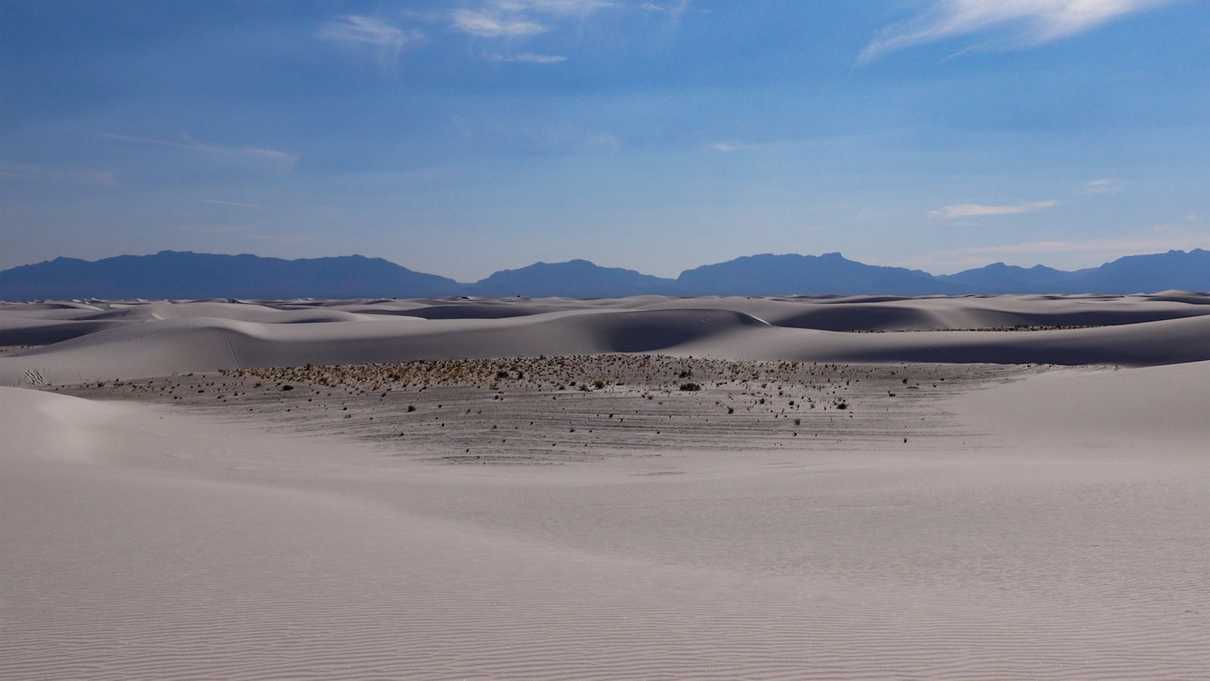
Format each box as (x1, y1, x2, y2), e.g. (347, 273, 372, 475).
(1083, 177, 1122, 194)
(451, 0, 617, 38)
(931, 200, 1058, 220)
(452, 9, 548, 37)
(494, 0, 616, 15)
(860, 0, 1171, 63)
(485, 52, 568, 63)
(707, 142, 759, 153)
(318, 15, 423, 65)
(104, 133, 299, 169)
(639, 0, 692, 21)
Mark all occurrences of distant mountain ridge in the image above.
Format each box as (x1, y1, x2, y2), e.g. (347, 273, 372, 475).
(940, 249, 1210, 294)
(468, 259, 678, 298)
(0, 251, 460, 300)
(677, 252, 951, 296)
(2, 248, 1209, 300)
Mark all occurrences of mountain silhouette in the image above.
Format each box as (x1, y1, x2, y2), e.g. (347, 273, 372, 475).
(0, 251, 461, 300)
(675, 252, 952, 296)
(469, 259, 677, 298)
(2, 248, 1209, 300)
(942, 249, 1210, 294)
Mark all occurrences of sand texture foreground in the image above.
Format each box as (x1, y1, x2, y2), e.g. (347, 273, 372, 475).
(2, 296, 1210, 679)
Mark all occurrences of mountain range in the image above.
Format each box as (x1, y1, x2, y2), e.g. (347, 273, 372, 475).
(1, 249, 1208, 300)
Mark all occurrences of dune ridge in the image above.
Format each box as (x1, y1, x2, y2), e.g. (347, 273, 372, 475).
(3, 294, 1210, 384)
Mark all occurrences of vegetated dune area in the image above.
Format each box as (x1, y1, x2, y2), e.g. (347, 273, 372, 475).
(3, 293, 1210, 679)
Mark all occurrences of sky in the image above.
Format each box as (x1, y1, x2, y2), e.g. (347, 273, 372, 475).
(2, 0, 1208, 280)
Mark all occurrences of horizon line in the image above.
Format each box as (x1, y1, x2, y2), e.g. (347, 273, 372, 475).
(4, 246, 1208, 284)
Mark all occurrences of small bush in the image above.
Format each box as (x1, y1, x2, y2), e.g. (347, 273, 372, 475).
(679, 382, 701, 392)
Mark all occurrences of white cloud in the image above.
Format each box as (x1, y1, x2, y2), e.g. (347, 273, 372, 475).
(707, 142, 758, 153)
(319, 15, 406, 47)
(860, 0, 1171, 63)
(104, 133, 299, 169)
(1083, 177, 1122, 194)
(452, 9, 548, 37)
(485, 51, 569, 63)
(639, 0, 691, 19)
(318, 15, 423, 65)
(931, 200, 1058, 220)
(493, 0, 615, 15)
(399, 9, 449, 24)
(451, 0, 618, 38)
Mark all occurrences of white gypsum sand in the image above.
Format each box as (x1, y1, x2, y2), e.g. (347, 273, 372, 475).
(2, 296, 1209, 679)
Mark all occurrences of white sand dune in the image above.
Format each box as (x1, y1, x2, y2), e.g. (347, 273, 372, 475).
(4, 294, 1210, 384)
(3, 356, 1210, 679)
(654, 293, 1210, 330)
(676, 313, 1210, 365)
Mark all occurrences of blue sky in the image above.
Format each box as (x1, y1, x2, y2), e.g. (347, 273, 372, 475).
(2, 0, 1208, 279)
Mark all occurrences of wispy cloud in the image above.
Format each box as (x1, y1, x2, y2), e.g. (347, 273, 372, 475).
(0, 161, 116, 186)
(707, 142, 759, 153)
(1083, 177, 1122, 194)
(860, 0, 1171, 63)
(485, 51, 568, 63)
(493, 0, 616, 16)
(452, 9, 548, 37)
(931, 200, 1058, 220)
(318, 15, 423, 65)
(451, 0, 617, 38)
(104, 133, 299, 169)
(639, 0, 692, 21)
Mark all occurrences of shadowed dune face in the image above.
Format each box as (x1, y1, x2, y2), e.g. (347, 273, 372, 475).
(391, 304, 558, 319)
(3, 293, 1210, 385)
(775, 304, 1208, 332)
(773, 305, 937, 331)
(0, 320, 122, 346)
(579, 309, 770, 352)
